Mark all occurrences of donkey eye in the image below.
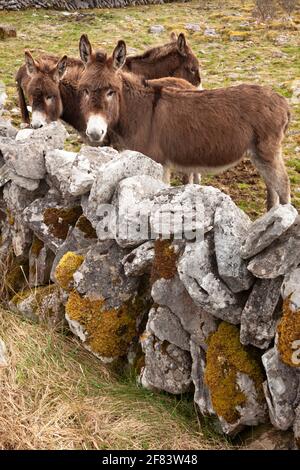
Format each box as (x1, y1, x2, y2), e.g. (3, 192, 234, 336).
(46, 96, 54, 101)
(107, 89, 115, 98)
(83, 89, 89, 97)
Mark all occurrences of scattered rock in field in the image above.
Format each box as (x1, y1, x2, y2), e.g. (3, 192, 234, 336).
(204, 27, 218, 37)
(0, 24, 17, 40)
(185, 23, 201, 32)
(291, 79, 300, 105)
(229, 31, 250, 41)
(149, 25, 165, 34)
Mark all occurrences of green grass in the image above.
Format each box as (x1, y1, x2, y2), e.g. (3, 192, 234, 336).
(0, 0, 299, 216)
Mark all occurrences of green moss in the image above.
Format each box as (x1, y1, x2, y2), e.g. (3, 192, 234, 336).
(205, 322, 265, 424)
(43, 206, 82, 240)
(277, 298, 300, 368)
(76, 215, 97, 239)
(151, 239, 179, 284)
(66, 291, 145, 358)
(55, 252, 84, 291)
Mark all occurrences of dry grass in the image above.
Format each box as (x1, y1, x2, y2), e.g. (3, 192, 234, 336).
(0, 308, 230, 450)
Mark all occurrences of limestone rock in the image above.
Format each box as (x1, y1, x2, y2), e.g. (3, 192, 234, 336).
(105, 175, 166, 247)
(151, 275, 218, 349)
(240, 204, 298, 259)
(23, 191, 82, 253)
(281, 267, 300, 311)
(0, 118, 17, 138)
(149, 25, 165, 34)
(240, 277, 283, 349)
(140, 332, 192, 394)
(28, 237, 55, 287)
(247, 217, 300, 278)
(0, 338, 7, 368)
(178, 236, 245, 324)
(122, 241, 155, 277)
(73, 240, 139, 309)
(190, 341, 214, 416)
(294, 405, 300, 448)
(214, 197, 254, 293)
(10, 285, 65, 326)
(262, 347, 299, 430)
(45, 149, 77, 196)
(86, 151, 163, 226)
(69, 145, 118, 197)
(147, 306, 190, 351)
(244, 424, 295, 450)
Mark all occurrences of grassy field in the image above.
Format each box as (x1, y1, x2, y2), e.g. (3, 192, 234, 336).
(0, 0, 299, 217)
(0, 308, 231, 450)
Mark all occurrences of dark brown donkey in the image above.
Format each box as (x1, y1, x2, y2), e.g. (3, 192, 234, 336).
(78, 40, 291, 209)
(16, 34, 200, 130)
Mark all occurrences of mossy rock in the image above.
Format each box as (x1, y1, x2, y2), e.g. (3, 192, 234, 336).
(151, 239, 179, 283)
(55, 251, 84, 291)
(205, 322, 265, 424)
(75, 215, 97, 239)
(277, 298, 300, 368)
(66, 291, 146, 359)
(43, 206, 82, 240)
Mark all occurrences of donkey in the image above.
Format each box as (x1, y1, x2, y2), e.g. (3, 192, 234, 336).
(78, 39, 291, 209)
(16, 52, 86, 131)
(79, 32, 201, 88)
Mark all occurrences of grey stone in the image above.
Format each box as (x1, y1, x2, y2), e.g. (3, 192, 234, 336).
(0, 118, 17, 138)
(29, 239, 55, 287)
(185, 23, 201, 32)
(281, 267, 300, 311)
(190, 341, 215, 416)
(151, 275, 218, 349)
(214, 197, 254, 293)
(240, 204, 298, 259)
(140, 332, 192, 394)
(240, 277, 283, 349)
(244, 424, 296, 450)
(45, 149, 77, 196)
(73, 240, 139, 309)
(149, 25, 165, 34)
(262, 347, 299, 430)
(87, 151, 163, 226)
(177, 236, 244, 324)
(294, 405, 300, 447)
(106, 175, 166, 247)
(147, 306, 190, 351)
(0, 162, 11, 187)
(247, 217, 300, 278)
(69, 145, 118, 196)
(122, 241, 155, 277)
(10, 172, 40, 191)
(204, 27, 218, 37)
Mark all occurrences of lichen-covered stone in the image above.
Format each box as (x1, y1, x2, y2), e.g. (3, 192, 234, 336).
(151, 239, 183, 284)
(281, 267, 300, 311)
(178, 236, 245, 324)
(45, 149, 77, 197)
(65, 290, 143, 360)
(10, 284, 65, 326)
(240, 204, 298, 259)
(214, 197, 254, 293)
(205, 322, 267, 434)
(122, 241, 155, 277)
(262, 347, 299, 430)
(139, 332, 192, 394)
(147, 306, 190, 351)
(73, 241, 139, 309)
(54, 251, 84, 291)
(240, 277, 283, 349)
(247, 217, 300, 279)
(151, 275, 218, 349)
(277, 299, 300, 368)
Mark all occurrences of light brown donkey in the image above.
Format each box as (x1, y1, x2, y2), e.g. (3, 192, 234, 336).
(78, 39, 291, 209)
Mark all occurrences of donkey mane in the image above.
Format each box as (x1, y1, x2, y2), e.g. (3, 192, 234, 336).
(127, 41, 178, 64)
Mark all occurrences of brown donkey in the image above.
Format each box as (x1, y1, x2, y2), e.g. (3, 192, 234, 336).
(16, 33, 200, 131)
(78, 40, 291, 209)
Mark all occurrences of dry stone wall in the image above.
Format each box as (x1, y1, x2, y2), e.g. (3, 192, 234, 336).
(0, 117, 300, 445)
(0, 0, 173, 11)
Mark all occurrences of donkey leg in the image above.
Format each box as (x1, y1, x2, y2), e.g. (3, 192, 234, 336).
(193, 173, 201, 184)
(163, 165, 171, 185)
(250, 145, 291, 210)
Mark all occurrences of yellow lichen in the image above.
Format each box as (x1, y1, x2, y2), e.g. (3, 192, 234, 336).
(277, 298, 300, 368)
(55, 252, 84, 291)
(205, 322, 265, 424)
(43, 206, 82, 240)
(66, 291, 143, 358)
(151, 239, 178, 283)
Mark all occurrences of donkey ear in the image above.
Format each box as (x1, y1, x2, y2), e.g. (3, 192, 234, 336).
(112, 40, 126, 70)
(79, 34, 92, 64)
(25, 51, 38, 75)
(53, 55, 68, 82)
(170, 31, 177, 42)
(177, 33, 187, 57)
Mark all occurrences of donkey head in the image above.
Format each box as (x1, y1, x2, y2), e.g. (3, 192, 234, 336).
(166, 32, 201, 87)
(79, 35, 125, 143)
(24, 51, 67, 128)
